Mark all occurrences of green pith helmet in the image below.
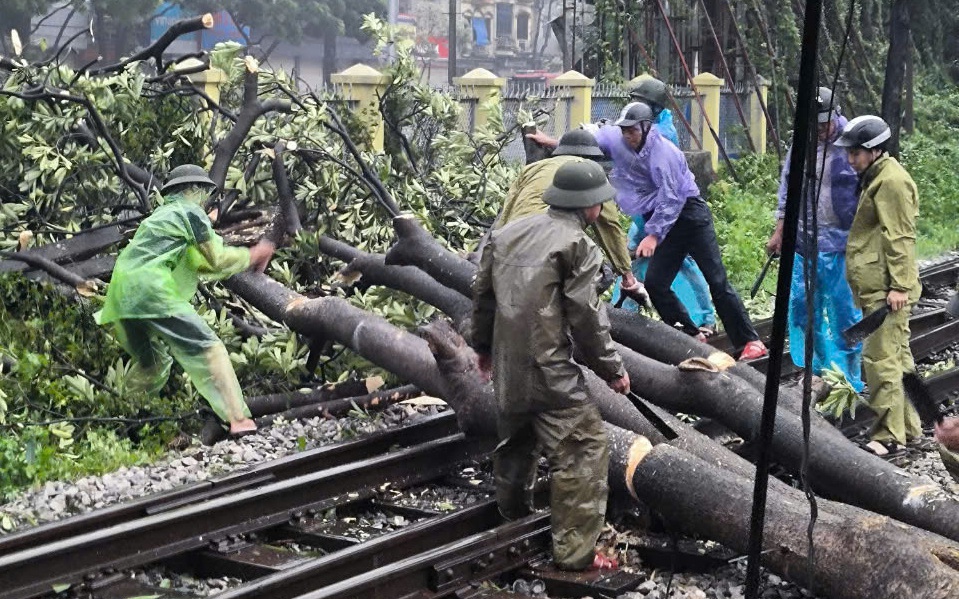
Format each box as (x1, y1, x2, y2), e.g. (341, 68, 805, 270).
(553, 129, 606, 159)
(834, 115, 891, 149)
(629, 76, 669, 112)
(161, 164, 218, 193)
(543, 160, 615, 209)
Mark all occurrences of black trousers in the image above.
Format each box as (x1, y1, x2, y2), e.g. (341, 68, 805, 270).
(645, 197, 759, 350)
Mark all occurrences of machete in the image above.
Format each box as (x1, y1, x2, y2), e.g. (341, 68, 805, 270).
(903, 372, 944, 427)
(841, 304, 891, 348)
(626, 390, 678, 440)
(750, 253, 779, 299)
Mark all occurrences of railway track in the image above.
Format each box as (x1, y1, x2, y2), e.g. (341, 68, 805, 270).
(709, 256, 959, 374)
(0, 411, 643, 599)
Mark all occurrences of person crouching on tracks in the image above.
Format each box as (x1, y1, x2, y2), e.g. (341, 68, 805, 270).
(767, 87, 864, 392)
(96, 164, 275, 438)
(470, 160, 630, 571)
(834, 116, 923, 456)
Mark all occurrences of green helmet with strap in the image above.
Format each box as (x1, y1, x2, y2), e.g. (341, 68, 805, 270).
(629, 76, 670, 112)
(553, 129, 606, 159)
(161, 164, 218, 193)
(543, 160, 615, 209)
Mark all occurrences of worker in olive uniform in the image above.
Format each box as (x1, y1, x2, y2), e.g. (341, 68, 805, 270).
(495, 128, 643, 296)
(835, 116, 922, 455)
(471, 160, 630, 571)
(97, 165, 275, 437)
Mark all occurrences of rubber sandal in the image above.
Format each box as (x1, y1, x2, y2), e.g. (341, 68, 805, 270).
(590, 552, 619, 570)
(864, 440, 905, 457)
(738, 340, 768, 361)
(229, 428, 258, 439)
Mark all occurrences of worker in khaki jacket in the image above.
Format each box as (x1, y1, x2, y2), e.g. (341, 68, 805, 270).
(471, 160, 629, 571)
(835, 116, 922, 455)
(495, 128, 642, 296)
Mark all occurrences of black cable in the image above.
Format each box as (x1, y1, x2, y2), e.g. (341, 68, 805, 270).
(744, 0, 824, 596)
(795, 3, 856, 595)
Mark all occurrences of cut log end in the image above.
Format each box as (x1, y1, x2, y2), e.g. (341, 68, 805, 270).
(244, 55, 259, 74)
(624, 435, 653, 501)
(201, 13, 215, 28)
(707, 351, 736, 371)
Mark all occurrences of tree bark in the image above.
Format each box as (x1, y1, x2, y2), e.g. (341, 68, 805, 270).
(881, 0, 911, 158)
(609, 429, 959, 599)
(318, 235, 472, 327)
(256, 384, 421, 427)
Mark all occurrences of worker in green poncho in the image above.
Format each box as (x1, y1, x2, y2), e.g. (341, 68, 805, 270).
(96, 164, 275, 437)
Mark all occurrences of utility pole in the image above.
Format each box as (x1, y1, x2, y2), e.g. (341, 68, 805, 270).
(448, 0, 457, 84)
(387, 0, 399, 62)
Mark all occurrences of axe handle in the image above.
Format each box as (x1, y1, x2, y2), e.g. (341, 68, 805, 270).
(750, 253, 778, 299)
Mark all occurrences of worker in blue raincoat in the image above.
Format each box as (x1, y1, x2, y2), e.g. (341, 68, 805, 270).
(767, 88, 863, 390)
(612, 214, 717, 333)
(97, 164, 275, 437)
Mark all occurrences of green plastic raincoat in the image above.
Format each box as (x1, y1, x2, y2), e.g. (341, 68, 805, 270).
(97, 192, 253, 425)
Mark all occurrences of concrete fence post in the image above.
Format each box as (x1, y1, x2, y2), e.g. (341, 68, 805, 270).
(331, 64, 391, 152)
(549, 70, 595, 131)
(453, 68, 506, 131)
(692, 72, 724, 171)
(750, 75, 770, 155)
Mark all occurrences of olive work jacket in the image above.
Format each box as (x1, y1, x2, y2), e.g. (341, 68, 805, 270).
(471, 209, 626, 414)
(493, 155, 633, 277)
(845, 154, 921, 310)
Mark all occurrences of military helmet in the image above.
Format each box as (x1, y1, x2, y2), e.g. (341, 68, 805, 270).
(543, 160, 615, 209)
(161, 164, 218, 193)
(816, 87, 840, 123)
(629, 77, 669, 111)
(834, 115, 891, 149)
(614, 102, 655, 128)
(553, 129, 606, 159)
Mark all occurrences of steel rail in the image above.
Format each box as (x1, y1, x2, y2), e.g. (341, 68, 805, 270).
(0, 411, 458, 556)
(215, 499, 515, 598)
(0, 433, 491, 599)
(293, 513, 551, 599)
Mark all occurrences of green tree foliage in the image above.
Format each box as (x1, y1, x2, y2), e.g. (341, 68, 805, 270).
(0, 16, 513, 497)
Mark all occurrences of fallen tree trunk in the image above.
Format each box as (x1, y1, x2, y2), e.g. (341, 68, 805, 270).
(339, 237, 959, 541)
(608, 428, 959, 599)
(246, 377, 384, 417)
(420, 313, 959, 599)
(256, 384, 421, 427)
(317, 235, 472, 327)
(225, 270, 959, 596)
(0, 219, 135, 275)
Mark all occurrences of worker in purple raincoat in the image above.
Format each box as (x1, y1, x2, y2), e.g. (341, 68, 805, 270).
(593, 102, 766, 360)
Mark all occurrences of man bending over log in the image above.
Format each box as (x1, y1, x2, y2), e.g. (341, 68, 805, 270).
(470, 160, 630, 571)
